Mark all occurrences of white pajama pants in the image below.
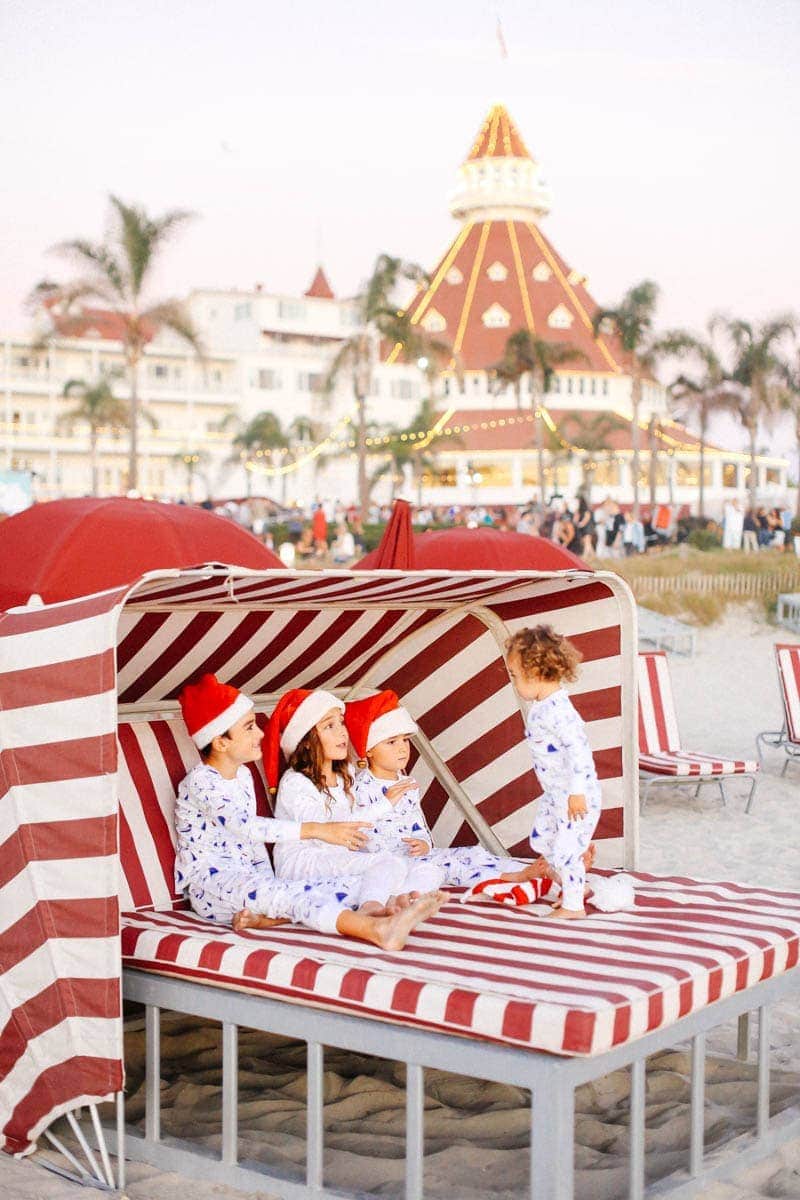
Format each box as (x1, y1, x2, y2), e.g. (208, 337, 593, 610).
(422, 846, 522, 887)
(187, 866, 365, 934)
(279, 847, 444, 899)
(529, 791, 601, 911)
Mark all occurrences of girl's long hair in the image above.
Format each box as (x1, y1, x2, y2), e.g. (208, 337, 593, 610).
(288, 727, 354, 812)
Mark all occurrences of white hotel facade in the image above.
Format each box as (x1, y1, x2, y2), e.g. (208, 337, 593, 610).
(0, 104, 790, 513)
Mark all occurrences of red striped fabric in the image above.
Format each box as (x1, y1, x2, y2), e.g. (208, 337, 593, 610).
(0, 565, 637, 1155)
(775, 643, 800, 744)
(0, 596, 123, 1156)
(120, 873, 800, 1057)
(638, 651, 759, 780)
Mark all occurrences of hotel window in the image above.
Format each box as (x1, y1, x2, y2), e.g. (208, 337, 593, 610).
(481, 303, 511, 329)
(298, 371, 324, 393)
(234, 302, 252, 320)
(602, 380, 609, 395)
(257, 369, 281, 390)
(722, 462, 737, 488)
(566, 378, 573, 394)
(548, 376, 561, 394)
(547, 304, 574, 330)
(421, 466, 457, 488)
(278, 300, 307, 321)
(593, 462, 619, 486)
(590, 378, 596, 395)
(675, 462, 711, 487)
(390, 380, 414, 399)
(578, 377, 584, 394)
(421, 308, 446, 333)
(766, 467, 781, 485)
(473, 462, 512, 487)
(151, 364, 168, 379)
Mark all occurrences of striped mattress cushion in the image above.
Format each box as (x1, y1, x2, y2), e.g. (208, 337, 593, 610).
(121, 871, 800, 1058)
(640, 751, 759, 778)
(776, 644, 800, 745)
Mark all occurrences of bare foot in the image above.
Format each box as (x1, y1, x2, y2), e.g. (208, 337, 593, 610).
(582, 842, 597, 871)
(376, 891, 447, 950)
(232, 908, 288, 932)
(546, 906, 586, 920)
(501, 859, 550, 884)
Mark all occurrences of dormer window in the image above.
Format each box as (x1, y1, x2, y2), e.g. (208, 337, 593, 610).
(532, 262, 552, 283)
(446, 267, 463, 285)
(482, 303, 511, 329)
(421, 308, 447, 333)
(486, 261, 508, 282)
(547, 304, 574, 330)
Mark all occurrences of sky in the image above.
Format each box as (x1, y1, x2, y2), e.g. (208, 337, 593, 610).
(2, 0, 798, 352)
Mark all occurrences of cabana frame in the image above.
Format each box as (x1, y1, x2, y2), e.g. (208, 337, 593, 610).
(2, 566, 798, 1200)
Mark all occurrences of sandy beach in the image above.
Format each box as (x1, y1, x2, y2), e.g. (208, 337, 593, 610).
(4, 606, 799, 1200)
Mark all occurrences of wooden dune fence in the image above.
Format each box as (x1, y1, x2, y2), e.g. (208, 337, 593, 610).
(630, 569, 800, 599)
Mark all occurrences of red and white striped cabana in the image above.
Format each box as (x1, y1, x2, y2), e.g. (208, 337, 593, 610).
(0, 564, 637, 1156)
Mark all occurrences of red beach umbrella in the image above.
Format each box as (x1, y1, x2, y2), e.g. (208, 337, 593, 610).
(357, 509, 589, 572)
(359, 499, 416, 569)
(0, 497, 284, 610)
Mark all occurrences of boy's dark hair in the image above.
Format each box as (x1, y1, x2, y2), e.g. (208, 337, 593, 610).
(199, 727, 232, 761)
(505, 624, 581, 683)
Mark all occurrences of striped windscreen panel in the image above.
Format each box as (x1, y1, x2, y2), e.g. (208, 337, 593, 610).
(0, 589, 126, 1156)
(776, 644, 800, 744)
(637, 651, 681, 754)
(118, 569, 633, 869)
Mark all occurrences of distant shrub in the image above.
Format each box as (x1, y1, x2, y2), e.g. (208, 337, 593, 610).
(687, 526, 723, 551)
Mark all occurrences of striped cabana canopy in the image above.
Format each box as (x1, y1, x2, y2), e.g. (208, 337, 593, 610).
(0, 565, 637, 1156)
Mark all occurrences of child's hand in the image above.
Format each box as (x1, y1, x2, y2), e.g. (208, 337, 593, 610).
(567, 793, 587, 820)
(402, 837, 430, 857)
(384, 778, 417, 803)
(304, 821, 370, 850)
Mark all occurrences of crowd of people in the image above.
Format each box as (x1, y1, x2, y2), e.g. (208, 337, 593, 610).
(216, 493, 797, 566)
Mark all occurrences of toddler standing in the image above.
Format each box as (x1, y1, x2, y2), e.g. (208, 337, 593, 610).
(506, 625, 601, 919)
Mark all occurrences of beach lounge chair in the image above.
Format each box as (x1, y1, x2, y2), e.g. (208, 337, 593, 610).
(638, 650, 760, 810)
(756, 642, 800, 774)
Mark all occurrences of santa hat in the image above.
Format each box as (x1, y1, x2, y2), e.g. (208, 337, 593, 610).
(460, 876, 555, 906)
(264, 688, 344, 789)
(179, 673, 254, 749)
(344, 691, 418, 762)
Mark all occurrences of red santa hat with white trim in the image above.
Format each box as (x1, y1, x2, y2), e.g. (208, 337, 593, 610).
(344, 690, 418, 764)
(179, 673, 254, 749)
(264, 688, 344, 789)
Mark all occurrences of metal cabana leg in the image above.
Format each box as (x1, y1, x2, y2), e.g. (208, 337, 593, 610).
(307, 1040, 324, 1192)
(406, 1063, 425, 1200)
(531, 1076, 574, 1200)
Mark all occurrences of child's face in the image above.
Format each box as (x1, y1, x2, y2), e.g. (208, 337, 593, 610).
(220, 710, 264, 764)
(506, 652, 546, 701)
(368, 735, 411, 777)
(315, 707, 349, 761)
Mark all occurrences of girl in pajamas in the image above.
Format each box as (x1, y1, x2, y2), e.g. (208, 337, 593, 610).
(175, 674, 440, 951)
(269, 688, 447, 905)
(506, 625, 602, 919)
(344, 691, 551, 893)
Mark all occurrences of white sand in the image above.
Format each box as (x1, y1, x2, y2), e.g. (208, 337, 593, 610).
(4, 607, 799, 1200)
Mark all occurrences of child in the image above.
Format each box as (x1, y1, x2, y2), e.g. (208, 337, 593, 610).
(269, 688, 447, 899)
(506, 625, 602, 919)
(345, 690, 551, 894)
(175, 674, 438, 950)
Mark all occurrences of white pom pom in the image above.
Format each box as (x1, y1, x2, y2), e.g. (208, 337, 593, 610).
(588, 873, 636, 913)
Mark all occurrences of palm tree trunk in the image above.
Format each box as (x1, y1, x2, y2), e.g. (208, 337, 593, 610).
(127, 351, 140, 492)
(356, 389, 368, 518)
(648, 415, 657, 508)
(631, 371, 642, 522)
(532, 383, 545, 503)
(90, 429, 99, 496)
(698, 427, 706, 521)
(747, 425, 758, 510)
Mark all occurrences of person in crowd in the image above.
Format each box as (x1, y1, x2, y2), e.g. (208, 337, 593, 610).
(330, 521, 356, 564)
(722, 499, 744, 550)
(571, 496, 595, 559)
(505, 626, 602, 919)
(742, 508, 759, 552)
(295, 525, 315, 561)
(311, 503, 328, 557)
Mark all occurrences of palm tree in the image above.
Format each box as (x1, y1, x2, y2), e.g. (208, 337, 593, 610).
(172, 449, 209, 501)
(232, 411, 287, 499)
(492, 329, 588, 502)
(592, 280, 660, 520)
(778, 352, 800, 520)
(715, 315, 796, 508)
(656, 323, 741, 518)
(57, 378, 131, 495)
(32, 195, 203, 491)
(560, 411, 630, 498)
(370, 397, 454, 504)
(325, 253, 437, 517)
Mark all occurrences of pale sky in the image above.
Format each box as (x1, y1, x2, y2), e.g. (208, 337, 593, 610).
(2, 0, 798, 347)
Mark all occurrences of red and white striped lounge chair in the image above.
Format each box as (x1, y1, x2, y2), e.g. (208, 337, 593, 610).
(638, 650, 759, 811)
(756, 642, 800, 774)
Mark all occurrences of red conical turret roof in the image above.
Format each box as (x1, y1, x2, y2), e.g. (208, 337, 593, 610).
(466, 103, 531, 161)
(304, 266, 335, 300)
